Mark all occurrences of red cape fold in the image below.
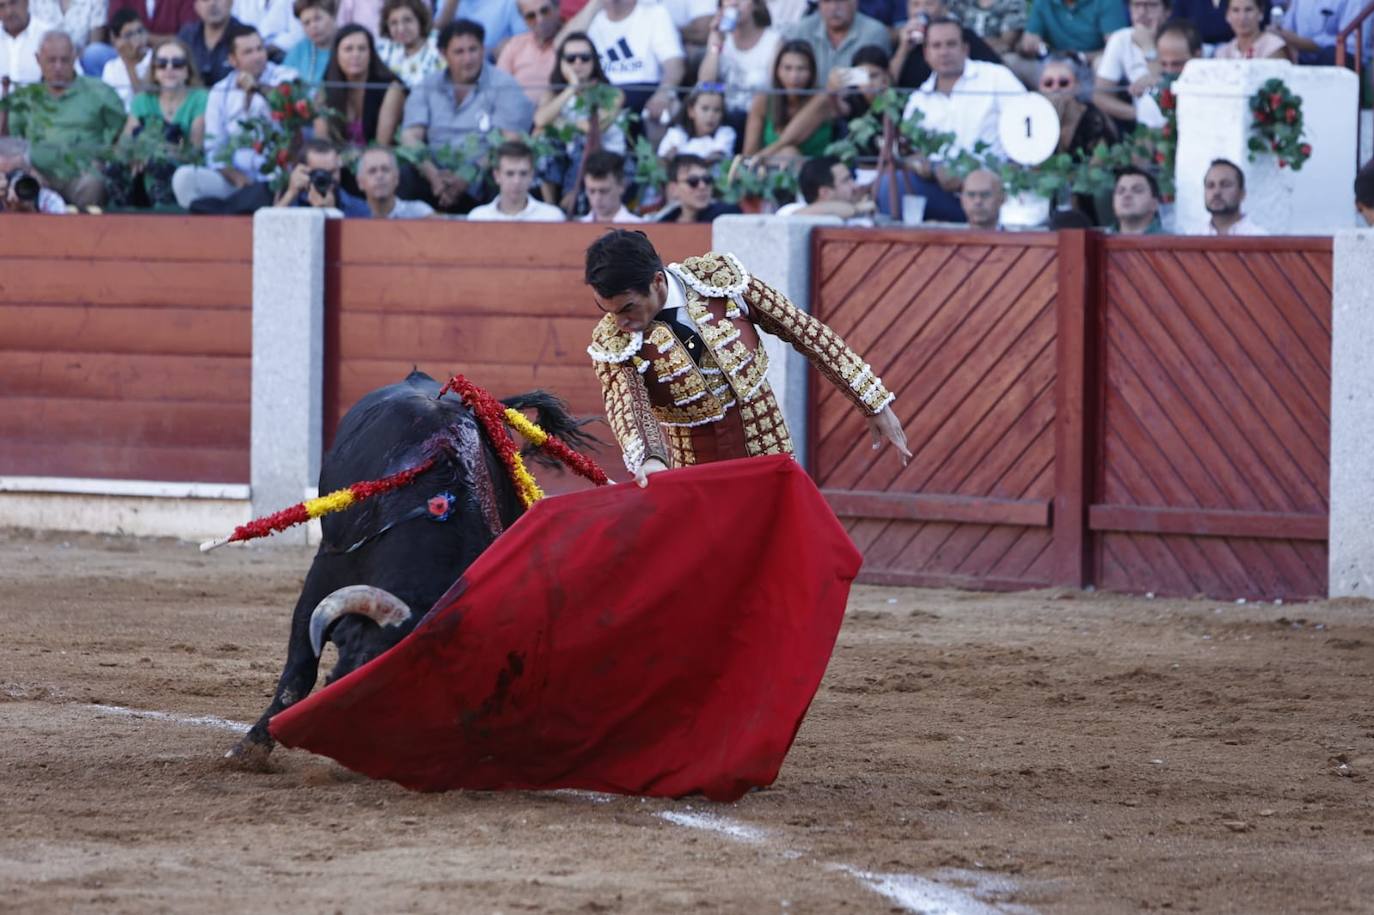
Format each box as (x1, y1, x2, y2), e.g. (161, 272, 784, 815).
(269, 454, 861, 801)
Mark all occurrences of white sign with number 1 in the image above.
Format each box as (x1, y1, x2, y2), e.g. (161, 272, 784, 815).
(997, 94, 1060, 166)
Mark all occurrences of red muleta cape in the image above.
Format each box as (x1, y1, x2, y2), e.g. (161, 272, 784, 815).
(269, 454, 861, 801)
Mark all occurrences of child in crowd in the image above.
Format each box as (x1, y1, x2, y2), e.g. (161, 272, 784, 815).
(657, 84, 737, 161)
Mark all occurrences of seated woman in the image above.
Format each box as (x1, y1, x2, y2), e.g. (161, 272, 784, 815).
(313, 25, 407, 149)
(375, 0, 444, 89)
(534, 32, 626, 211)
(1214, 0, 1287, 59)
(1038, 56, 1117, 222)
(742, 39, 833, 164)
(105, 38, 208, 209)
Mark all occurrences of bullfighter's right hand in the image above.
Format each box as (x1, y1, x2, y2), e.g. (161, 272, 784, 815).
(635, 458, 668, 488)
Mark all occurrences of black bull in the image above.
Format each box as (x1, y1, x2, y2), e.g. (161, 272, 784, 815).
(226, 371, 594, 763)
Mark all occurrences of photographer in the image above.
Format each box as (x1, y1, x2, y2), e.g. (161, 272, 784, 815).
(0, 137, 68, 214)
(272, 137, 369, 215)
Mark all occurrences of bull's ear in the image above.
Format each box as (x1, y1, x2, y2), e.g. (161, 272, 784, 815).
(308, 586, 412, 657)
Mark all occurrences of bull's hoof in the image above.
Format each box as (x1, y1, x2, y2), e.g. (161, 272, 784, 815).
(221, 735, 277, 773)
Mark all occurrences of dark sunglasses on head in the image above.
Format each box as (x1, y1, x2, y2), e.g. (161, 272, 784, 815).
(154, 56, 190, 69)
(681, 175, 711, 188)
(562, 51, 593, 63)
(522, 3, 552, 19)
(1040, 77, 1072, 89)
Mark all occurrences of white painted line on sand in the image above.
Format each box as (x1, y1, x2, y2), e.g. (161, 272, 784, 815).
(836, 865, 1035, 915)
(657, 810, 769, 843)
(84, 703, 250, 734)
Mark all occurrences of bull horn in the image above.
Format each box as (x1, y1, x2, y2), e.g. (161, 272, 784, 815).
(308, 585, 412, 657)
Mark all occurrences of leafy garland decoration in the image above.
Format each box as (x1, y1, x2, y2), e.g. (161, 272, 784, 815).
(1247, 77, 1311, 170)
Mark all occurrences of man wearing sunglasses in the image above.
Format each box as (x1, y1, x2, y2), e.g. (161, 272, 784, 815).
(651, 153, 739, 223)
(496, 0, 562, 104)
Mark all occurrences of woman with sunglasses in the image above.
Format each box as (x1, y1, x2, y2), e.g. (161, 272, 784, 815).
(376, 0, 443, 89)
(107, 37, 207, 208)
(742, 39, 832, 163)
(314, 24, 407, 148)
(101, 9, 152, 111)
(1037, 56, 1117, 222)
(534, 32, 626, 209)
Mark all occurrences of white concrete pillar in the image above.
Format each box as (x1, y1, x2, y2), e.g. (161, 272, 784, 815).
(1329, 229, 1374, 597)
(250, 207, 327, 541)
(712, 215, 841, 469)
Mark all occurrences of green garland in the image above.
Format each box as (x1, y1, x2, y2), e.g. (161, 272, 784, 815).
(1247, 77, 1311, 170)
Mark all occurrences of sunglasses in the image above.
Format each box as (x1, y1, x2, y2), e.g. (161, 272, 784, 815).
(522, 3, 552, 19)
(680, 175, 711, 188)
(1040, 77, 1073, 89)
(562, 51, 593, 63)
(154, 56, 189, 69)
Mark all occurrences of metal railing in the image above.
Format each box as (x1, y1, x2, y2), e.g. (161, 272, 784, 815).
(1336, 0, 1374, 165)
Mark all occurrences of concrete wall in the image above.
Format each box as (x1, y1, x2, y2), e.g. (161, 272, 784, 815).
(1329, 229, 1374, 597)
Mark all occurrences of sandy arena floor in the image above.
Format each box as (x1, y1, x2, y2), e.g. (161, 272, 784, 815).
(2, 527, 1372, 914)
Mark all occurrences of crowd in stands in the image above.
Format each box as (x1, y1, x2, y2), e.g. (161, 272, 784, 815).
(0, 0, 1371, 229)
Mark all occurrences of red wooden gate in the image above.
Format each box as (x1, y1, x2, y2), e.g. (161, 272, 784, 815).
(810, 228, 1331, 600)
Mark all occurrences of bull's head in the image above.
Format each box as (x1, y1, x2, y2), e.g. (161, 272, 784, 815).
(309, 585, 414, 683)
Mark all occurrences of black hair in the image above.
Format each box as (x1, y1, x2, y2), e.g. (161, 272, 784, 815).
(675, 84, 726, 137)
(924, 16, 966, 41)
(768, 39, 817, 132)
(493, 139, 534, 167)
(1114, 165, 1160, 199)
(1355, 159, 1374, 209)
(1208, 157, 1245, 190)
(798, 155, 842, 203)
(1222, 0, 1272, 28)
(321, 24, 400, 142)
(584, 149, 626, 181)
(667, 153, 710, 182)
(851, 43, 890, 70)
(1157, 19, 1202, 55)
(110, 8, 142, 37)
(549, 31, 609, 88)
(585, 230, 664, 298)
(297, 136, 338, 164)
(225, 23, 261, 56)
(438, 17, 485, 53)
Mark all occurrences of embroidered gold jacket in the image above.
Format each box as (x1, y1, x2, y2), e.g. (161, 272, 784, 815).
(587, 251, 895, 474)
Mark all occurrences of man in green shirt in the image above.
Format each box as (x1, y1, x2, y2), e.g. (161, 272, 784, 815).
(1017, 0, 1126, 59)
(9, 30, 125, 206)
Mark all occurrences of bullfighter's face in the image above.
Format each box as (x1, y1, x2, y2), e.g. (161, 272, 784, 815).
(593, 271, 668, 335)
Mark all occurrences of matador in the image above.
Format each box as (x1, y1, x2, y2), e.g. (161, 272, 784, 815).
(585, 230, 910, 484)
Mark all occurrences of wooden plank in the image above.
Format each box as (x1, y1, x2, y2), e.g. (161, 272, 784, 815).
(0, 351, 250, 402)
(0, 397, 249, 450)
(0, 441, 248, 483)
(857, 568, 1046, 591)
(0, 215, 251, 261)
(0, 305, 250, 356)
(1102, 235, 1331, 253)
(1054, 230, 1093, 587)
(335, 265, 595, 317)
(823, 489, 1051, 526)
(1089, 503, 1327, 541)
(814, 226, 1058, 249)
(0, 259, 250, 307)
(337, 313, 598, 366)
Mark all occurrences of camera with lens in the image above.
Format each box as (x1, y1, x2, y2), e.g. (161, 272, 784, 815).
(6, 169, 40, 206)
(308, 168, 335, 197)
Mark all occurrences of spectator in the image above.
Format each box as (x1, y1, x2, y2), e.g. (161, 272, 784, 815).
(8, 31, 124, 206)
(497, 0, 561, 104)
(657, 0, 717, 49)
(1167, 0, 1229, 45)
(468, 139, 566, 219)
(585, 0, 683, 129)
(400, 19, 534, 211)
(1199, 157, 1265, 235)
(1016, 0, 1126, 63)
(375, 0, 441, 88)
(29, 0, 107, 73)
(959, 166, 1004, 229)
(891, 0, 1000, 89)
(658, 83, 735, 160)
(107, 36, 206, 206)
(355, 145, 434, 216)
(859, 0, 902, 26)
(1038, 56, 1115, 156)
(432, 0, 526, 56)
(742, 38, 832, 161)
(232, 0, 303, 56)
(1268, 0, 1355, 65)
(534, 31, 624, 207)
(101, 9, 151, 109)
(1215, 0, 1285, 59)
(1093, 0, 1166, 128)
(1148, 19, 1199, 102)
(178, 0, 247, 86)
(171, 25, 298, 208)
(897, 18, 1025, 221)
(1, 0, 55, 86)
(1356, 159, 1374, 226)
(833, 41, 890, 124)
(282, 0, 336, 82)
(1110, 166, 1162, 233)
(272, 136, 369, 212)
(946, 0, 1025, 57)
(698, 0, 781, 129)
(107, 0, 196, 46)
(775, 153, 875, 218)
(314, 24, 405, 146)
(0, 136, 68, 211)
(579, 148, 641, 221)
(783, 0, 891, 83)
(652, 152, 740, 221)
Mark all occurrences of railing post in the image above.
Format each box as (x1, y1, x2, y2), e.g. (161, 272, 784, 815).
(1053, 229, 1096, 588)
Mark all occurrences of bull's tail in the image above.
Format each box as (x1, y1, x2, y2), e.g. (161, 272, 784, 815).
(502, 390, 603, 469)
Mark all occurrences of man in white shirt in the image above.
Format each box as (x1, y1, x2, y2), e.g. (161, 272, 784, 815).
(468, 139, 566, 221)
(170, 25, 298, 209)
(894, 17, 1023, 221)
(355, 146, 436, 218)
(586, 0, 683, 130)
(0, 0, 55, 86)
(579, 149, 643, 222)
(1199, 158, 1267, 237)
